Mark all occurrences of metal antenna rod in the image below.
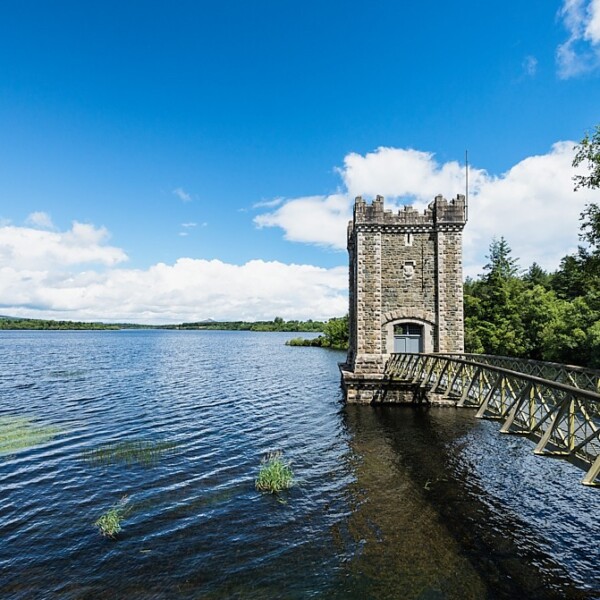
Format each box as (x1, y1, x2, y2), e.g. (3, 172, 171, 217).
(465, 149, 469, 221)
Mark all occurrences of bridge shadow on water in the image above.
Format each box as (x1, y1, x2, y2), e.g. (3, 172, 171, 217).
(335, 405, 599, 600)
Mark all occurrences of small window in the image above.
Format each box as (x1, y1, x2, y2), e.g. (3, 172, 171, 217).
(405, 233, 413, 246)
(394, 323, 422, 336)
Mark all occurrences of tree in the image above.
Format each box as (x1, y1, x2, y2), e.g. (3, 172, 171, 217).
(523, 262, 551, 289)
(572, 124, 600, 191)
(579, 203, 600, 251)
(321, 315, 349, 349)
(483, 237, 519, 281)
(552, 254, 589, 300)
(464, 238, 530, 356)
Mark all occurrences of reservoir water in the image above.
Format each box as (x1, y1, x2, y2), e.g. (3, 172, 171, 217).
(0, 330, 598, 599)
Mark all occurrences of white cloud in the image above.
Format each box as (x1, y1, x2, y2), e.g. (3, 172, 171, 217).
(463, 141, 596, 277)
(173, 187, 192, 202)
(340, 147, 485, 204)
(178, 232, 189, 237)
(557, 0, 600, 78)
(254, 143, 596, 278)
(25, 211, 54, 230)
(4, 142, 597, 324)
(0, 253, 347, 323)
(522, 55, 538, 77)
(181, 222, 197, 228)
(254, 194, 351, 249)
(253, 197, 284, 209)
(587, 0, 600, 40)
(0, 221, 127, 270)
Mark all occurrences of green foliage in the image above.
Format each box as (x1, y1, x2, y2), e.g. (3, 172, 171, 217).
(0, 318, 118, 330)
(285, 337, 323, 347)
(174, 319, 325, 332)
(522, 263, 552, 289)
(95, 497, 131, 538)
(322, 315, 349, 349)
(82, 439, 177, 467)
(0, 316, 325, 332)
(285, 315, 349, 350)
(580, 203, 600, 247)
(483, 237, 519, 280)
(465, 203, 600, 367)
(572, 124, 600, 191)
(255, 451, 294, 494)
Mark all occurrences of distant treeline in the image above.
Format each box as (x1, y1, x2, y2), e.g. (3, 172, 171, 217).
(0, 318, 120, 330)
(174, 317, 324, 332)
(0, 316, 325, 333)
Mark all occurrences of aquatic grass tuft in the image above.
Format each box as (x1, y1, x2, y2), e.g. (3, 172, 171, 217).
(81, 439, 177, 468)
(255, 451, 294, 494)
(0, 415, 60, 455)
(95, 496, 131, 539)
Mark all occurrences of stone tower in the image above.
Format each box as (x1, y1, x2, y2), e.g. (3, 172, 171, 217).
(341, 194, 467, 403)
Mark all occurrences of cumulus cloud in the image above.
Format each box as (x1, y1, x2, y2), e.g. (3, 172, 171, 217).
(173, 187, 192, 202)
(254, 143, 596, 277)
(557, 0, 600, 78)
(255, 194, 351, 249)
(463, 141, 596, 276)
(340, 147, 486, 203)
(0, 221, 128, 270)
(0, 254, 347, 323)
(25, 211, 54, 230)
(4, 142, 597, 323)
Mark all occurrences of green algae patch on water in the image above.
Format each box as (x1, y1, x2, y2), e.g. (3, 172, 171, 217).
(0, 415, 60, 456)
(81, 439, 178, 468)
(95, 496, 132, 539)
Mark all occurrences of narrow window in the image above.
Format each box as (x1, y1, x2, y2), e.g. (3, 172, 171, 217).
(405, 233, 413, 246)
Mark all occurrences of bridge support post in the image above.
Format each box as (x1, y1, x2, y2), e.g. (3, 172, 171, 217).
(583, 455, 600, 486)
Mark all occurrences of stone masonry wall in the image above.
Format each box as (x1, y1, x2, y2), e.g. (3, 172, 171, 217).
(436, 230, 465, 352)
(344, 194, 466, 390)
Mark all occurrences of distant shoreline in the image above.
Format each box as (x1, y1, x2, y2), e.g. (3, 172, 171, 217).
(0, 317, 327, 333)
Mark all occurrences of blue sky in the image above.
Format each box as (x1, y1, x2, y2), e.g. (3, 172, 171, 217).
(1, 0, 600, 323)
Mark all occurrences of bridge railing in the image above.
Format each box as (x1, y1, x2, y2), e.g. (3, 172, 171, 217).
(435, 353, 600, 394)
(386, 353, 600, 487)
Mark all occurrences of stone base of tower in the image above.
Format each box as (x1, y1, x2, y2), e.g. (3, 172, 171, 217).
(339, 358, 427, 404)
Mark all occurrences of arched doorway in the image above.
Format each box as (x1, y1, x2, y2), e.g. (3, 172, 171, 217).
(393, 323, 423, 353)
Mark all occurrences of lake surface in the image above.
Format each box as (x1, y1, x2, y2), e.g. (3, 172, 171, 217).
(0, 330, 598, 599)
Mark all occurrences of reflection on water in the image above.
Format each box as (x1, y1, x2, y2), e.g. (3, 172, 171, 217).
(0, 330, 598, 599)
(336, 407, 486, 600)
(339, 407, 598, 599)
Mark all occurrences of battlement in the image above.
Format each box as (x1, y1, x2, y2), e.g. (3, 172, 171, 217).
(352, 194, 467, 228)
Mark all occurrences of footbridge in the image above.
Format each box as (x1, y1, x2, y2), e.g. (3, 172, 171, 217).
(384, 353, 600, 487)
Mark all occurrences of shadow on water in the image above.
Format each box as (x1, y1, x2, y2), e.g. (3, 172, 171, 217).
(336, 405, 596, 600)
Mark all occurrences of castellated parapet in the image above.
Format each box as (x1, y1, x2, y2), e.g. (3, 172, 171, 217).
(341, 194, 467, 403)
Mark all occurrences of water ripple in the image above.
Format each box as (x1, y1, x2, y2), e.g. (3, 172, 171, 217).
(0, 330, 598, 599)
